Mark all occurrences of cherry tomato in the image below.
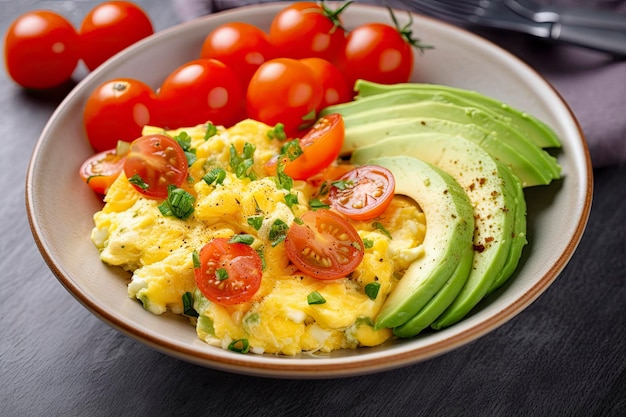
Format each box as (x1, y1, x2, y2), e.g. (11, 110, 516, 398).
(301, 57, 352, 112)
(247, 58, 322, 138)
(285, 209, 364, 280)
(264, 114, 344, 180)
(123, 134, 188, 199)
(328, 165, 396, 221)
(79, 1, 154, 71)
(79, 148, 127, 195)
(194, 238, 263, 305)
(200, 22, 274, 87)
(157, 59, 244, 129)
(4, 10, 80, 89)
(339, 22, 414, 88)
(83, 78, 158, 153)
(268, 2, 348, 64)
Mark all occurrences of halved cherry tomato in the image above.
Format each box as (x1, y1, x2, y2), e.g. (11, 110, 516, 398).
(265, 113, 344, 181)
(285, 209, 364, 280)
(200, 22, 274, 87)
(157, 58, 244, 129)
(83, 78, 158, 153)
(300, 57, 352, 112)
(123, 134, 188, 199)
(268, 2, 348, 64)
(194, 238, 263, 305)
(79, 148, 127, 195)
(246, 57, 322, 138)
(4, 10, 80, 89)
(79, 1, 154, 71)
(339, 22, 414, 88)
(328, 165, 396, 221)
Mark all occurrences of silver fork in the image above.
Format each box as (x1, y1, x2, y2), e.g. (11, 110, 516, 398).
(406, 0, 626, 56)
(505, 0, 626, 31)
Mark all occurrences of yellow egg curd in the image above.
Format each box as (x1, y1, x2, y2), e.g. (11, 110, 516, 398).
(91, 119, 426, 356)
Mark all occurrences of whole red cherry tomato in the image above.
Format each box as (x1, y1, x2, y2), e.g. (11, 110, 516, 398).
(247, 58, 322, 138)
(79, 1, 154, 71)
(157, 59, 244, 129)
(200, 22, 274, 87)
(268, 1, 350, 64)
(4, 10, 80, 89)
(301, 57, 352, 112)
(339, 22, 415, 88)
(83, 78, 158, 153)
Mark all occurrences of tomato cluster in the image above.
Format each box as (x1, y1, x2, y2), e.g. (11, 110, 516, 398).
(81, 2, 429, 153)
(4, 2, 154, 90)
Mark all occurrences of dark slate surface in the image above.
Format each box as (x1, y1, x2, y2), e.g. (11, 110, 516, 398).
(2, 1, 625, 416)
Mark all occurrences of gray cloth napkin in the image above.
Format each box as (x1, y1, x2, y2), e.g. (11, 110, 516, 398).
(174, 0, 626, 167)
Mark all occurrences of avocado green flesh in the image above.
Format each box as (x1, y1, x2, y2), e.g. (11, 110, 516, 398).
(487, 164, 528, 294)
(353, 79, 562, 149)
(328, 100, 561, 182)
(353, 133, 518, 333)
(432, 159, 527, 328)
(342, 117, 550, 188)
(393, 244, 474, 338)
(365, 156, 475, 330)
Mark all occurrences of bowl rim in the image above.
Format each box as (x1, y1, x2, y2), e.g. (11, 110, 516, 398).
(25, 2, 593, 378)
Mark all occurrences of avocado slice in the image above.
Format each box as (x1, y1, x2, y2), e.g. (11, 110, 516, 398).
(341, 117, 551, 187)
(353, 133, 519, 333)
(353, 79, 562, 149)
(393, 244, 474, 338)
(326, 99, 560, 181)
(363, 155, 475, 330)
(432, 163, 528, 328)
(486, 162, 528, 295)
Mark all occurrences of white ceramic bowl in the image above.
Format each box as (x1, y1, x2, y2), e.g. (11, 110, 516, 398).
(26, 2, 592, 378)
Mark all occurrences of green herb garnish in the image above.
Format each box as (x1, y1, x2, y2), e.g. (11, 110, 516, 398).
(364, 282, 381, 300)
(228, 234, 255, 245)
(284, 193, 299, 208)
(269, 219, 289, 247)
(267, 123, 287, 141)
(247, 216, 264, 231)
(158, 185, 195, 219)
(182, 292, 199, 317)
(204, 123, 218, 139)
(307, 291, 326, 305)
(228, 338, 250, 354)
(203, 167, 226, 186)
(192, 250, 200, 269)
(373, 221, 392, 239)
(174, 131, 197, 167)
(128, 174, 149, 190)
(215, 268, 229, 281)
(309, 199, 330, 210)
(229, 143, 257, 180)
(331, 179, 353, 190)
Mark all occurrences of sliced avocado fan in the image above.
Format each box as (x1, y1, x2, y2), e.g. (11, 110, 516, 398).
(321, 81, 562, 188)
(353, 132, 522, 335)
(364, 155, 475, 330)
(353, 79, 562, 149)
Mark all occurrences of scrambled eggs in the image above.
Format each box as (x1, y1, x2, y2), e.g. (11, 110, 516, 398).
(91, 119, 426, 355)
